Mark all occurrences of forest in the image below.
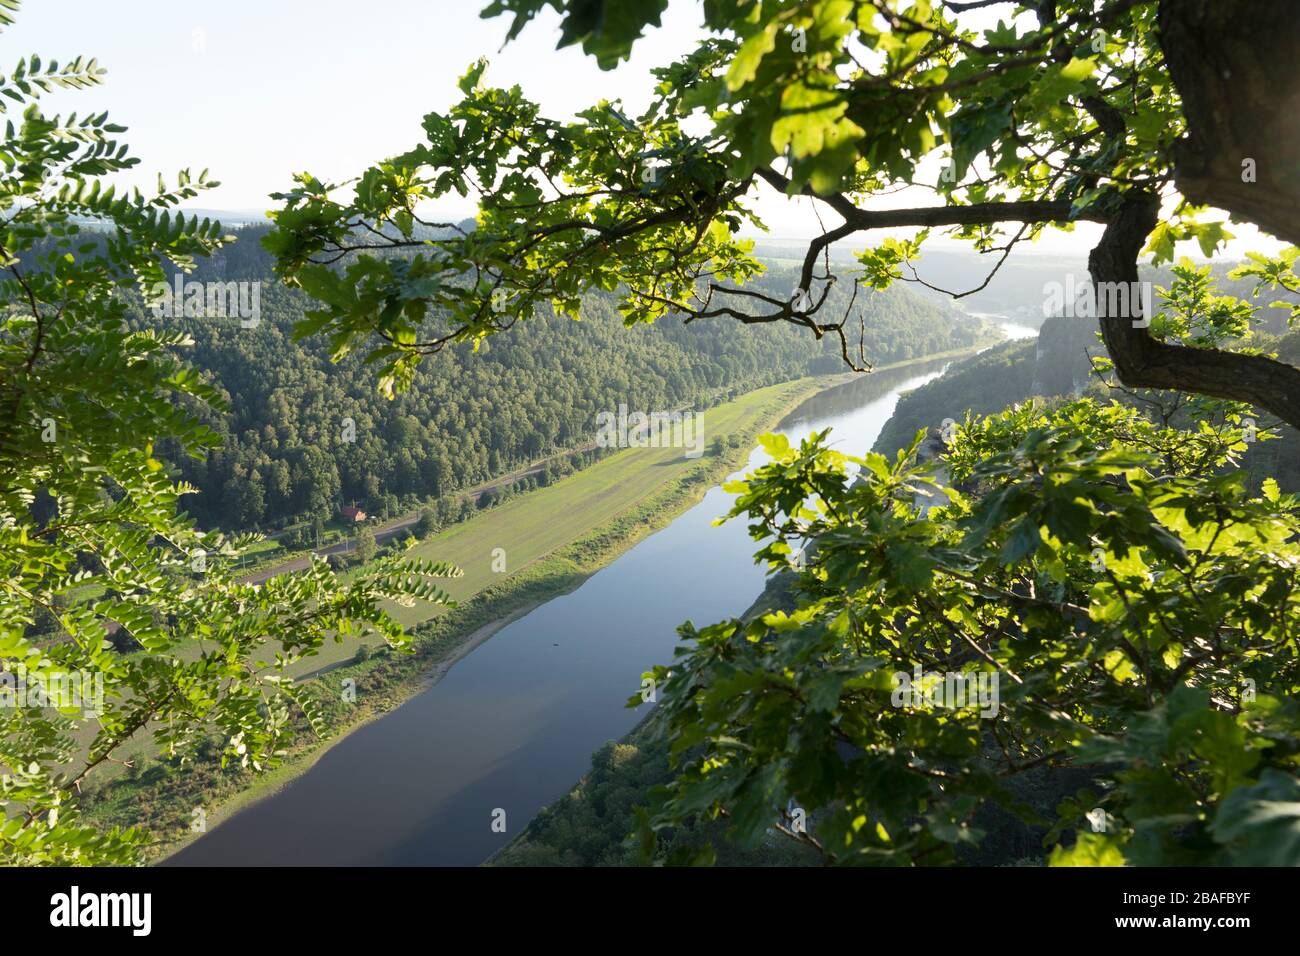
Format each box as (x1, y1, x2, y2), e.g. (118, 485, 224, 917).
(6, 0, 1300, 887)
(877, 261, 1300, 494)
(152, 227, 983, 532)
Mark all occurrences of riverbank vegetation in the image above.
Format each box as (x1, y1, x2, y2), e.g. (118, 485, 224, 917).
(10, 0, 1300, 869)
(147, 228, 982, 534)
(75, 374, 855, 859)
(263, 0, 1300, 867)
(505, 260, 1300, 868)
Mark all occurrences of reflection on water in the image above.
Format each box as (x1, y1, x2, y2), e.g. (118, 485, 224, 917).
(167, 358, 951, 867)
(965, 310, 1041, 344)
(777, 358, 951, 442)
(997, 321, 1039, 341)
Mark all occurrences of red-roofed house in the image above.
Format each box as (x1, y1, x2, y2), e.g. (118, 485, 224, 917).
(341, 505, 367, 523)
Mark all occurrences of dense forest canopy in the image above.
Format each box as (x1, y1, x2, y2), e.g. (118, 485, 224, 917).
(149, 228, 980, 531)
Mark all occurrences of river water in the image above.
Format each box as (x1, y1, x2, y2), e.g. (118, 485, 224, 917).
(972, 313, 1038, 342)
(168, 356, 953, 866)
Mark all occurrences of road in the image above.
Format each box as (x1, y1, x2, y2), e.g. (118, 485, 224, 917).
(241, 442, 598, 585)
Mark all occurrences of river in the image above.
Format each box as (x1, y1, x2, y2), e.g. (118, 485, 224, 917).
(167, 356, 954, 866)
(966, 312, 1039, 342)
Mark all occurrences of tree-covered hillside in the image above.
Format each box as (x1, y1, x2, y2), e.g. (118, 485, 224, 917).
(12, 0, 1300, 873)
(878, 262, 1300, 496)
(147, 228, 983, 532)
(877, 327, 1300, 495)
(875, 338, 1039, 457)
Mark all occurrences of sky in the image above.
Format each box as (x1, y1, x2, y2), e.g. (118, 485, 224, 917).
(8, 0, 1281, 259)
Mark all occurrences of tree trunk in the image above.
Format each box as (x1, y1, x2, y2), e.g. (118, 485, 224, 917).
(1090, 190, 1300, 427)
(1159, 0, 1300, 246)
(1086, 2, 1300, 428)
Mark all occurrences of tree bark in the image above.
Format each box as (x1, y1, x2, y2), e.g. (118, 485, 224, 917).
(1159, 0, 1300, 246)
(1090, 191, 1300, 428)
(1079, 1, 1300, 428)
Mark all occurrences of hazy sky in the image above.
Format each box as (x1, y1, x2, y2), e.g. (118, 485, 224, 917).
(12, 1, 702, 209)
(9, 0, 1279, 259)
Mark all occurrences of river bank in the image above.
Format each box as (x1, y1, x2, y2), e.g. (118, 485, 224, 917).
(483, 362, 962, 866)
(80, 372, 842, 859)
(81, 347, 989, 862)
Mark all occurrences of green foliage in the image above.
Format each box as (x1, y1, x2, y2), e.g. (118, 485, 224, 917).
(493, 732, 819, 866)
(354, 526, 378, 565)
(874, 336, 1039, 456)
(880, 262, 1300, 499)
(638, 396, 1300, 865)
(78, 389, 808, 857)
(414, 508, 438, 539)
(264, 59, 763, 396)
(857, 233, 929, 291)
(0, 7, 459, 865)
(8, 0, 1299, 872)
(144, 239, 976, 533)
(481, 0, 669, 70)
(258, 0, 1294, 395)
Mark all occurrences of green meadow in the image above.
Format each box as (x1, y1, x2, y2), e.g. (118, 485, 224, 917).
(71, 375, 827, 784)
(380, 378, 817, 629)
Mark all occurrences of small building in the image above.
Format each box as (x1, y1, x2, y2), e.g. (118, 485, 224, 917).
(341, 505, 367, 523)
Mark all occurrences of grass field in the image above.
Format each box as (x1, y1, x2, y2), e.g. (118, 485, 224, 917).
(69, 376, 826, 784)
(378, 378, 814, 630)
(76, 348, 994, 845)
(269, 376, 821, 679)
